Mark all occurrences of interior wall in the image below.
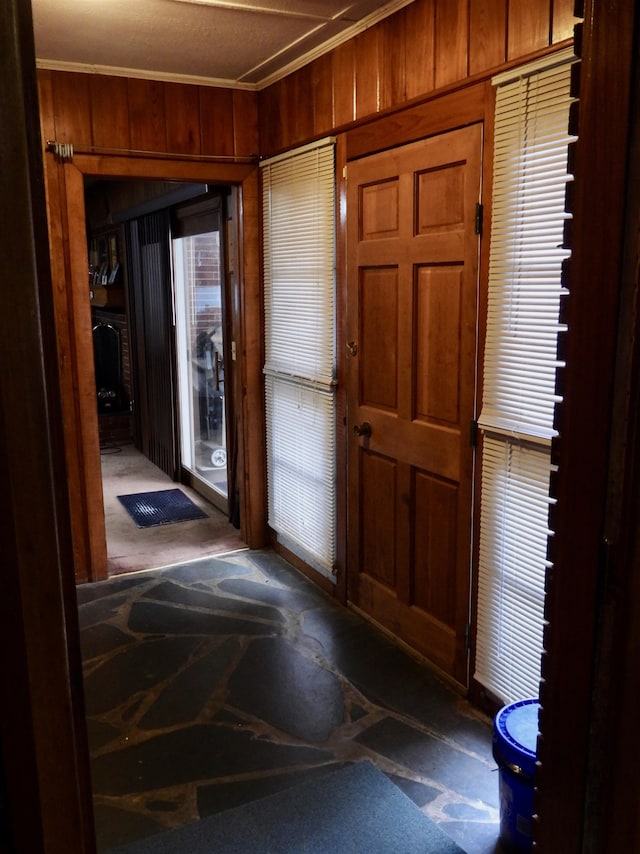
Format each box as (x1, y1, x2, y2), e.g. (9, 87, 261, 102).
(38, 73, 262, 582)
(38, 71, 259, 159)
(258, 0, 578, 157)
(533, 1, 639, 849)
(2, 0, 95, 847)
(35, 1, 576, 584)
(251, 0, 576, 616)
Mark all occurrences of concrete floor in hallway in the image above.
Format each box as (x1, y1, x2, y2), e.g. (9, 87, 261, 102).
(77, 548, 504, 853)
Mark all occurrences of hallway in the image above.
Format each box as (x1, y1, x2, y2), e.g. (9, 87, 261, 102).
(77, 549, 502, 853)
(101, 442, 244, 576)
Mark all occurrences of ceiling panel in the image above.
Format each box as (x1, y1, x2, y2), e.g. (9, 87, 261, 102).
(32, 0, 412, 88)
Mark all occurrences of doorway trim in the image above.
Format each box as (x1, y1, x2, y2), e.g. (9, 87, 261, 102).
(43, 153, 266, 582)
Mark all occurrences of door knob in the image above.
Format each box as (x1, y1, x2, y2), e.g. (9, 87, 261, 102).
(353, 421, 371, 438)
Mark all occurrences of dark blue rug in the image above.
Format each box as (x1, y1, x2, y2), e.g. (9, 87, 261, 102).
(117, 488, 208, 528)
(107, 762, 465, 853)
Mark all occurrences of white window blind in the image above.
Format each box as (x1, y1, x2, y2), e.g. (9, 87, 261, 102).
(261, 138, 337, 578)
(475, 50, 576, 704)
(475, 437, 553, 700)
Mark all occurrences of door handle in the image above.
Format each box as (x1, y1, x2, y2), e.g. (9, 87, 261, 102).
(353, 421, 371, 438)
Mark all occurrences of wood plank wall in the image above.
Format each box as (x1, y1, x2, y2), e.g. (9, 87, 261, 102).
(38, 70, 259, 159)
(34, 0, 575, 584)
(259, 0, 578, 156)
(37, 72, 260, 583)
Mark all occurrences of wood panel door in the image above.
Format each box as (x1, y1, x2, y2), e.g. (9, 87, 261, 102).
(346, 125, 482, 686)
(127, 209, 179, 480)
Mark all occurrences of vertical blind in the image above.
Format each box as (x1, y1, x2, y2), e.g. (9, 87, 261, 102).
(475, 49, 576, 703)
(261, 138, 337, 578)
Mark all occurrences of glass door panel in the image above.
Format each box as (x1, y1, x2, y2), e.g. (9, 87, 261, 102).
(173, 209, 228, 511)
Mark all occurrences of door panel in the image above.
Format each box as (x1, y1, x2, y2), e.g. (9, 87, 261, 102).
(347, 125, 482, 686)
(360, 267, 398, 409)
(127, 210, 178, 480)
(360, 451, 399, 588)
(413, 472, 458, 623)
(416, 266, 463, 424)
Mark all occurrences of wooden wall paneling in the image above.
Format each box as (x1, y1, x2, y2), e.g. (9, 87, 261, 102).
(291, 65, 315, 145)
(347, 81, 485, 161)
(534, 0, 634, 849)
(199, 86, 234, 157)
(46, 167, 93, 582)
(50, 71, 93, 146)
(311, 52, 334, 137)
(232, 89, 259, 158)
(355, 24, 380, 119)
(258, 0, 574, 161)
(552, 0, 580, 43)
(64, 162, 109, 580)
(37, 69, 55, 141)
(258, 80, 284, 156)
(584, 25, 640, 848)
(38, 68, 262, 580)
(469, 0, 508, 75)
(41, 159, 94, 584)
(39, 72, 96, 582)
(277, 75, 298, 151)
(434, 0, 469, 89)
(71, 154, 254, 183)
(405, 0, 436, 101)
(507, 0, 552, 60)
(236, 169, 268, 548)
(47, 154, 259, 584)
(127, 78, 167, 153)
(333, 40, 356, 128)
(379, 11, 406, 112)
(164, 81, 201, 155)
(3, 3, 96, 844)
(90, 74, 130, 151)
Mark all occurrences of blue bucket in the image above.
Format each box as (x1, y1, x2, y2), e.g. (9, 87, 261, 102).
(492, 698, 539, 851)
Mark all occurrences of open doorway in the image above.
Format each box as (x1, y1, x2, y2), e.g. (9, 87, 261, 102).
(85, 177, 245, 576)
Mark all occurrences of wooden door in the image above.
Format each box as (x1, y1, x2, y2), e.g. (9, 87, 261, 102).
(346, 125, 482, 686)
(127, 209, 179, 480)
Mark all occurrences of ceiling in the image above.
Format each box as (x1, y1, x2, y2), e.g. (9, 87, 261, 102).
(32, 0, 412, 89)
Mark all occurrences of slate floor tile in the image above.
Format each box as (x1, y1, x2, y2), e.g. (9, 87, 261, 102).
(127, 600, 278, 637)
(90, 723, 334, 795)
(81, 623, 135, 661)
(142, 580, 285, 623)
(79, 549, 501, 854)
(355, 716, 498, 807)
(226, 637, 345, 743)
(138, 637, 242, 730)
(83, 636, 202, 716)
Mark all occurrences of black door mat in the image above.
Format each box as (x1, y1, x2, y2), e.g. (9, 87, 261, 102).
(117, 489, 208, 528)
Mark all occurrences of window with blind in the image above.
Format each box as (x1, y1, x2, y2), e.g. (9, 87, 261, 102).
(474, 49, 577, 704)
(260, 138, 337, 579)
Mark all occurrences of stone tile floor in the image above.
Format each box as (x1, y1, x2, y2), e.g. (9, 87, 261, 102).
(77, 549, 504, 853)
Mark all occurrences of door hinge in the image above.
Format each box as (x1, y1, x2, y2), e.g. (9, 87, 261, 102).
(475, 202, 483, 236)
(343, 164, 348, 180)
(470, 419, 478, 447)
